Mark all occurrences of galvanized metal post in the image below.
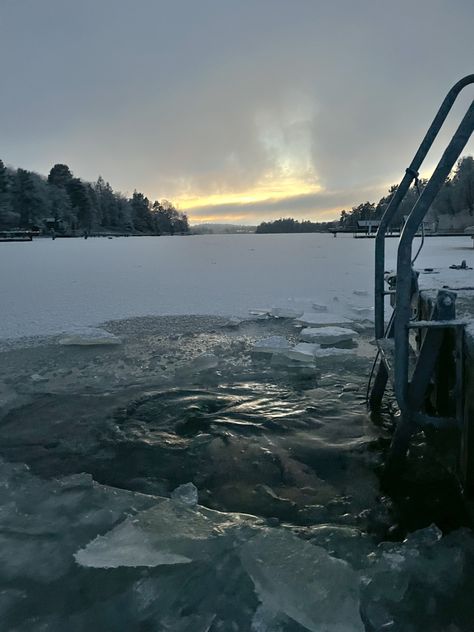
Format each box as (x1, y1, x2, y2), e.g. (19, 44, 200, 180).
(391, 102, 474, 460)
(374, 75, 474, 340)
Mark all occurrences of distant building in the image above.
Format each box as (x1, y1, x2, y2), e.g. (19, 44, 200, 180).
(357, 220, 381, 234)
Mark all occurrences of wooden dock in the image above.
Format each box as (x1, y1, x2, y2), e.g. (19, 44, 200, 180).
(0, 230, 35, 242)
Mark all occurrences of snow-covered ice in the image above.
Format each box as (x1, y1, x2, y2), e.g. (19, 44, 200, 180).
(1, 233, 472, 340)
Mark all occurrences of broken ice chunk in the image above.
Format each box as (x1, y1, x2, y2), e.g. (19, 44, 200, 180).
(299, 326, 358, 345)
(225, 317, 243, 328)
(286, 343, 354, 363)
(58, 327, 121, 346)
(360, 524, 469, 628)
(249, 309, 271, 320)
(190, 353, 219, 371)
(30, 373, 49, 383)
(351, 307, 374, 321)
(296, 313, 353, 327)
(270, 307, 304, 319)
(252, 337, 291, 355)
(251, 604, 284, 631)
(76, 499, 259, 569)
(240, 529, 364, 632)
(75, 518, 193, 568)
(171, 483, 198, 507)
(286, 343, 319, 363)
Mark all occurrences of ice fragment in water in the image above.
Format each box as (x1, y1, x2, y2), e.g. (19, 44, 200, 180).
(30, 373, 49, 383)
(285, 343, 354, 363)
(360, 525, 471, 629)
(76, 499, 258, 569)
(296, 313, 352, 327)
(240, 529, 364, 632)
(190, 353, 219, 371)
(252, 337, 291, 354)
(311, 302, 328, 312)
(251, 605, 285, 631)
(171, 482, 198, 506)
(249, 309, 271, 320)
(299, 326, 357, 345)
(225, 316, 243, 327)
(58, 327, 121, 346)
(270, 307, 303, 319)
(285, 343, 319, 363)
(75, 518, 193, 568)
(351, 306, 374, 321)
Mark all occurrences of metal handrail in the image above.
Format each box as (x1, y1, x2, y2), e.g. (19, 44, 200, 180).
(394, 101, 474, 413)
(374, 74, 474, 339)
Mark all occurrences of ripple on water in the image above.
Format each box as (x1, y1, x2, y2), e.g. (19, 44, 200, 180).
(108, 380, 380, 525)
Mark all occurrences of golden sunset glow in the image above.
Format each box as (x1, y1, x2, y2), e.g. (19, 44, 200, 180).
(189, 206, 345, 224)
(176, 174, 322, 211)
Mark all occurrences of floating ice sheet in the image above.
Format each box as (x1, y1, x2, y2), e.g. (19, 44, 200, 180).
(75, 499, 259, 569)
(285, 342, 354, 363)
(270, 307, 304, 319)
(252, 336, 291, 354)
(300, 326, 358, 345)
(171, 482, 199, 506)
(240, 529, 364, 632)
(58, 327, 122, 346)
(296, 313, 353, 327)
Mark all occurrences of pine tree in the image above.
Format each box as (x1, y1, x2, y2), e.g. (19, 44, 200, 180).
(12, 169, 49, 227)
(48, 164, 73, 188)
(131, 191, 152, 232)
(67, 178, 96, 230)
(0, 159, 13, 227)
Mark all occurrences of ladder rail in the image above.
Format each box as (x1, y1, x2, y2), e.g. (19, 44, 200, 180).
(374, 74, 474, 339)
(394, 100, 474, 412)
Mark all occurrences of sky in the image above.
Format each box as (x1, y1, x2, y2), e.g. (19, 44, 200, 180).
(1, 0, 473, 225)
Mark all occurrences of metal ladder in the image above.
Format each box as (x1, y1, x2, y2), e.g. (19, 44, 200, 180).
(369, 75, 474, 475)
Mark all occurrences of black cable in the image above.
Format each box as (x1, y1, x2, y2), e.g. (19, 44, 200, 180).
(365, 309, 395, 409)
(411, 176, 425, 265)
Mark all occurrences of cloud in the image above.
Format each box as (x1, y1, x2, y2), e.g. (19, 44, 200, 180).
(187, 182, 388, 224)
(0, 0, 473, 222)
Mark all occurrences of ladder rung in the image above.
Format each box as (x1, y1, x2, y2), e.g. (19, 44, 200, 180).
(408, 320, 466, 329)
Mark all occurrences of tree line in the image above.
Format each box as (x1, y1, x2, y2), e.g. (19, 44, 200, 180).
(255, 218, 336, 233)
(255, 156, 474, 233)
(0, 161, 189, 235)
(339, 156, 474, 229)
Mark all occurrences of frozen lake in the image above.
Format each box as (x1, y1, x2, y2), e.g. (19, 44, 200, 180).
(0, 233, 472, 339)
